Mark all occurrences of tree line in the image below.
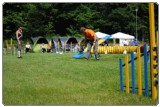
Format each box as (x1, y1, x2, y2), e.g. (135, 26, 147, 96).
(3, 3, 158, 41)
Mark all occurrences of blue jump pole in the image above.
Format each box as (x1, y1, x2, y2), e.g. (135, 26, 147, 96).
(119, 59, 124, 92)
(131, 52, 136, 94)
(144, 44, 149, 96)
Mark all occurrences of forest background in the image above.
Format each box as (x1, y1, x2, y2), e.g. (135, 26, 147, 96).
(3, 3, 158, 42)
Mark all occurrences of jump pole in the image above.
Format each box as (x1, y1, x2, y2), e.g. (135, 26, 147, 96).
(149, 3, 158, 100)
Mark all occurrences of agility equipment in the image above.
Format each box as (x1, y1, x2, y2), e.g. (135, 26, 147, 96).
(90, 46, 138, 54)
(119, 3, 158, 100)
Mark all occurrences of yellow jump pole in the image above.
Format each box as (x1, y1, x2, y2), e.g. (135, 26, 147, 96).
(149, 3, 158, 100)
(137, 47, 142, 96)
(125, 55, 130, 93)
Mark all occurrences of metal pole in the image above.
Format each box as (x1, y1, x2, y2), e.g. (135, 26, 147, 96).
(136, 8, 138, 40)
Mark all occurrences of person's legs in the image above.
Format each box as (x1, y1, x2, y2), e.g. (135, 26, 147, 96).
(17, 42, 21, 58)
(94, 40, 99, 60)
(86, 43, 92, 59)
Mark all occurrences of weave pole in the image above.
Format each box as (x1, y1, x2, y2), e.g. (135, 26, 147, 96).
(131, 52, 136, 94)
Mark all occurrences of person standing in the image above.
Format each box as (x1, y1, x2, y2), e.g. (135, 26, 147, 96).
(80, 27, 99, 60)
(16, 26, 23, 58)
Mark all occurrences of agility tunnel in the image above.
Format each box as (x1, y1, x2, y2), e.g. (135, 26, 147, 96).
(90, 46, 138, 54)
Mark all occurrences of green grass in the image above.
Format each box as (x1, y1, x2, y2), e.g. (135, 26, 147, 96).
(2, 53, 158, 105)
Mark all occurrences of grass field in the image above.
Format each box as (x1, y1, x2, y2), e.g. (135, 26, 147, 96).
(2, 53, 158, 105)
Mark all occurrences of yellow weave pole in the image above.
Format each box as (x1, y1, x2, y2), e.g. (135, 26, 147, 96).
(6, 40, 8, 48)
(137, 47, 142, 96)
(125, 55, 130, 93)
(149, 3, 158, 100)
(10, 38, 12, 47)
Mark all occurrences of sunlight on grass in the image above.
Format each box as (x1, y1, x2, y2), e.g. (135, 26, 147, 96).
(2, 53, 158, 105)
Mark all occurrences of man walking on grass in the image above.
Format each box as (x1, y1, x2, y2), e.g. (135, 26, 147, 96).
(80, 27, 99, 60)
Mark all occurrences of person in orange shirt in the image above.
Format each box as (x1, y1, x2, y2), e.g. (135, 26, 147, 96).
(80, 27, 99, 60)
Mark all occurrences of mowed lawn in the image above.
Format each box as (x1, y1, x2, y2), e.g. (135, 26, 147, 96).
(2, 53, 158, 105)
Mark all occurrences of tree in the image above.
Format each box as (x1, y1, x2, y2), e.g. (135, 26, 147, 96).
(3, 3, 158, 42)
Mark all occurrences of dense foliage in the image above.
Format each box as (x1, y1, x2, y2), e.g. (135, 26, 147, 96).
(3, 3, 158, 41)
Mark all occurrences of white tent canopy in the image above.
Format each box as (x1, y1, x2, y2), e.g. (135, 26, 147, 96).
(96, 32, 135, 39)
(111, 32, 135, 39)
(111, 32, 135, 46)
(96, 32, 135, 46)
(96, 32, 110, 38)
